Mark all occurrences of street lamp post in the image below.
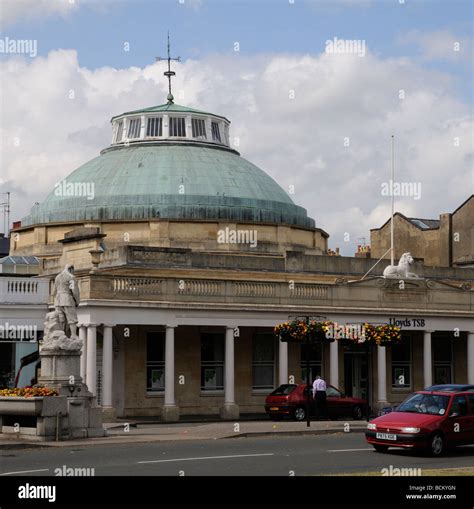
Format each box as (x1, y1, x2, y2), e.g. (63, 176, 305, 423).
(287, 315, 327, 428)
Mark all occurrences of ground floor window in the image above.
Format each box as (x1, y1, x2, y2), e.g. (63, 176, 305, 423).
(391, 337, 411, 388)
(0, 342, 39, 388)
(146, 332, 165, 392)
(201, 333, 224, 391)
(0, 343, 14, 387)
(300, 342, 323, 383)
(433, 337, 453, 384)
(252, 333, 275, 390)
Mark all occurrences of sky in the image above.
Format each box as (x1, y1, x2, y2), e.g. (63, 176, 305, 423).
(0, 0, 473, 254)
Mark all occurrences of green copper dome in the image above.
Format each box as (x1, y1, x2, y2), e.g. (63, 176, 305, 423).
(22, 103, 315, 228)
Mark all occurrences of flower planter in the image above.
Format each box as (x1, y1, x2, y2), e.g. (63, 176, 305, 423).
(0, 397, 44, 416)
(0, 395, 69, 441)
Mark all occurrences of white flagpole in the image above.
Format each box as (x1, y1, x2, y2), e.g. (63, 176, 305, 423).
(391, 135, 395, 266)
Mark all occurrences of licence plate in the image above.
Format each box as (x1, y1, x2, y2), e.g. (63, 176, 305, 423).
(270, 407, 279, 411)
(376, 432, 397, 441)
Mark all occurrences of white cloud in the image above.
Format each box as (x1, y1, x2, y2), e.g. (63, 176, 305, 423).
(0, 0, 79, 27)
(0, 48, 472, 255)
(398, 30, 473, 63)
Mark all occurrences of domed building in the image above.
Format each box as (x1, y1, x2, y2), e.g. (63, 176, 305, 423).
(9, 86, 474, 423)
(17, 100, 326, 260)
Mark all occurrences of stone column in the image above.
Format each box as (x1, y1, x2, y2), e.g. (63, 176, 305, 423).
(278, 340, 288, 386)
(329, 340, 339, 387)
(423, 331, 433, 388)
(221, 326, 239, 419)
(162, 326, 179, 421)
(86, 324, 97, 396)
(467, 332, 474, 384)
(101, 324, 115, 418)
(79, 325, 87, 383)
(377, 345, 388, 407)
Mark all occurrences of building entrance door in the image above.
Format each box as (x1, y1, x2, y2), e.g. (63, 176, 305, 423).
(344, 353, 368, 400)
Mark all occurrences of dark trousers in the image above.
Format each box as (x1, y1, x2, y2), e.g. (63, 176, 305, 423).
(314, 390, 328, 419)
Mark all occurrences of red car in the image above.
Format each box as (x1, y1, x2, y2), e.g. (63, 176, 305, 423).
(265, 384, 367, 421)
(366, 389, 474, 456)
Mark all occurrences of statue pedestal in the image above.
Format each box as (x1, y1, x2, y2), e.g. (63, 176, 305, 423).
(38, 348, 105, 439)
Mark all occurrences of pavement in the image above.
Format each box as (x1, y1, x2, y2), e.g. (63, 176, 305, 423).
(0, 418, 367, 449)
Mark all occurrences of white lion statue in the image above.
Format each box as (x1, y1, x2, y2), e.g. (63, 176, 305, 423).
(383, 252, 419, 279)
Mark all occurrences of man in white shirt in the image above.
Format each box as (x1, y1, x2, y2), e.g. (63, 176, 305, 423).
(312, 375, 328, 420)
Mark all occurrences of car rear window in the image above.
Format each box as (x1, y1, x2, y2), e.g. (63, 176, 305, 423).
(270, 385, 297, 396)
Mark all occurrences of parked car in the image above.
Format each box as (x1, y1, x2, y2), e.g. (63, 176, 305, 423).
(366, 389, 474, 456)
(265, 383, 367, 421)
(424, 384, 474, 392)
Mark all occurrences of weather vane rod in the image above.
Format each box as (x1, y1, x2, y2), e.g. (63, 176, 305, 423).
(155, 31, 181, 104)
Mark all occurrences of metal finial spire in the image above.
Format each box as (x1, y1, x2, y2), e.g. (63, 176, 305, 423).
(155, 31, 181, 104)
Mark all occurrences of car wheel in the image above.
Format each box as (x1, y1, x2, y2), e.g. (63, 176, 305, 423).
(429, 433, 445, 456)
(352, 405, 363, 420)
(294, 407, 306, 421)
(373, 444, 388, 453)
(270, 415, 282, 421)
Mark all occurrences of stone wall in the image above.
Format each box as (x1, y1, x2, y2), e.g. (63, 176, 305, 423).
(10, 219, 328, 259)
(370, 214, 447, 267)
(452, 197, 474, 266)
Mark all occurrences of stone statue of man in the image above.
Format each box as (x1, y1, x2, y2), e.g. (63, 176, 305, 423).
(52, 264, 80, 338)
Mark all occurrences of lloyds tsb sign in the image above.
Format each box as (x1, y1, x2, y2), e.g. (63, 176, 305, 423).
(389, 317, 426, 328)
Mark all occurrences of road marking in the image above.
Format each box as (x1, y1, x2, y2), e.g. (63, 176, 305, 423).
(327, 448, 372, 452)
(138, 453, 275, 464)
(0, 468, 50, 476)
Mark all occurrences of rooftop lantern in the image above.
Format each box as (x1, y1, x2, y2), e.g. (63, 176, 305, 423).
(109, 34, 232, 149)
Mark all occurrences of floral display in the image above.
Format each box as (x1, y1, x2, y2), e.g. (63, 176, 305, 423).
(274, 320, 334, 342)
(0, 387, 58, 398)
(359, 323, 402, 345)
(275, 320, 401, 345)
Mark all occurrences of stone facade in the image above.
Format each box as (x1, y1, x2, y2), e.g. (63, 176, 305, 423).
(36, 231, 472, 420)
(370, 195, 473, 268)
(10, 219, 329, 260)
(8, 208, 474, 421)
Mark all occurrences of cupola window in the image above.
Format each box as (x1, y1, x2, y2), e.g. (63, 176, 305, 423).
(192, 118, 207, 140)
(169, 117, 186, 137)
(127, 118, 141, 139)
(146, 117, 163, 137)
(115, 120, 124, 142)
(211, 121, 221, 142)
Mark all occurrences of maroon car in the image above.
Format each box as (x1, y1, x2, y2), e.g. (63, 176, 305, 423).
(265, 383, 367, 421)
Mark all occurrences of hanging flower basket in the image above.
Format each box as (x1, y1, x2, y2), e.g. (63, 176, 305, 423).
(274, 320, 334, 343)
(364, 322, 402, 345)
(275, 320, 401, 346)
